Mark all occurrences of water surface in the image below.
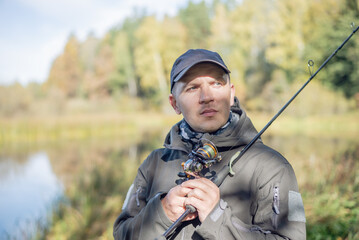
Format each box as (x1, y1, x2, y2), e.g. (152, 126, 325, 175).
(0, 131, 358, 239)
(0, 152, 63, 239)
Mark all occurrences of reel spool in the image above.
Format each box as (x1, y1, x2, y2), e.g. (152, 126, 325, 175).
(182, 139, 222, 176)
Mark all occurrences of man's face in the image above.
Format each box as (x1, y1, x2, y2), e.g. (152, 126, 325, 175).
(169, 63, 235, 133)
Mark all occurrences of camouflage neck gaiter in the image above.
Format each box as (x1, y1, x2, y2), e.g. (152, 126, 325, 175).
(179, 111, 237, 147)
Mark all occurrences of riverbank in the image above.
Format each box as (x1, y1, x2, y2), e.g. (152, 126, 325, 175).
(1, 110, 358, 147)
(1, 110, 358, 239)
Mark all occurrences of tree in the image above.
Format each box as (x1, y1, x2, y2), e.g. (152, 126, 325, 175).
(0, 83, 32, 116)
(179, 0, 211, 48)
(134, 16, 167, 104)
(110, 31, 137, 97)
(160, 16, 187, 90)
(228, 0, 274, 101)
(303, 0, 359, 98)
(79, 33, 100, 98)
(265, 0, 306, 82)
(79, 32, 99, 73)
(47, 34, 83, 98)
(209, 2, 248, 102)
(209, 3, 231, 55)
(117, 12, 147, 97)
(87, 34, 116, 98)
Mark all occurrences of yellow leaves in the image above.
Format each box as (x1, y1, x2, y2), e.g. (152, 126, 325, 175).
(134, 16, 187, 99)
(265, 0, 305, 71)
(39, 0, 359, 109)
(47, 35, 82, 97)
(134, 16, 164, 94)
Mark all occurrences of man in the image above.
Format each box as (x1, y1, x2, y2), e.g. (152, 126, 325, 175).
(113, 49, 306, 239)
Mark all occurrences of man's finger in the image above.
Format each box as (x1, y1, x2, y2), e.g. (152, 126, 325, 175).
(186, 188, 206, 200)
(181, 178, 217, 190)
(170, 184, 193, 197)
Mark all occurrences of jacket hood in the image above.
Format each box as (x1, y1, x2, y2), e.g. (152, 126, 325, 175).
(163, 97, 260, 153)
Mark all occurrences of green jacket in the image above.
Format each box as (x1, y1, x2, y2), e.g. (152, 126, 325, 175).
(113, 101, 306, 239)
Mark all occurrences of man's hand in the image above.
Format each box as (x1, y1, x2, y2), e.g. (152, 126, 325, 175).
(182, 178, 220, 222)
(161, 177, 220, 223)
(161, 184, 198, 222)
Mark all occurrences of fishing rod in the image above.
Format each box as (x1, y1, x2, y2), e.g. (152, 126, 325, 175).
(213, 25, 359, 186)
(163, 24, 359, 239)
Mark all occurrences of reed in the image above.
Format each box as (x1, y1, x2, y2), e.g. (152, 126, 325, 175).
(1, 110, 358, 147)
(0, 111, 181, 146)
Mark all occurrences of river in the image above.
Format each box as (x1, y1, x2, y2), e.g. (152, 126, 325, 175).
(0, 130, 358, 239)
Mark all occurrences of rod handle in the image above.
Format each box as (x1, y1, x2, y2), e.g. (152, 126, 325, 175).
(162, 205, 196, 238)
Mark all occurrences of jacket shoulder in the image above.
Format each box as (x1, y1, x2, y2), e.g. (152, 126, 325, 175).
(247, 143, 294, 180)
(139, 148, 166, 170)
(251, 142, 289, 166)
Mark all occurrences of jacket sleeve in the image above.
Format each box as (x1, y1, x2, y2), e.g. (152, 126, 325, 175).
(113, 153, 173, 240)
(194, 160, 306, 240)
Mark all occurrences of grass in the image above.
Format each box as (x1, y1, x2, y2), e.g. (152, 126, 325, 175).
(249, 110, 359, 138)
(1, 109, 358, 239)
(1, 110, 358, 147)
(0, 111, 182, 146)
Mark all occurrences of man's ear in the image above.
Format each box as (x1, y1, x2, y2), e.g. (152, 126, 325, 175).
(169, 94, 181, 115)
(230, 83, 235, 106)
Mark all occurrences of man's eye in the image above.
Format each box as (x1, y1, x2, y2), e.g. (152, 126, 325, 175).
(186, 86, 197, 91)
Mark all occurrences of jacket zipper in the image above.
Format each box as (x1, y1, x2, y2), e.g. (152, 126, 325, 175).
(272, 185, 280, 229)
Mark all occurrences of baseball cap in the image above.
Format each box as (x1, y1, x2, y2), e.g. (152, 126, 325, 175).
(170, 49, 230, 92)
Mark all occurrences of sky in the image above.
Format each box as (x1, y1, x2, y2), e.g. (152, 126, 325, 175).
(0, 0, 194, 86)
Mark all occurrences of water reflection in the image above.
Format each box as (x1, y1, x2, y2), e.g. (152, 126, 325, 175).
(0, 130, 358, 239)
(0, 152, 64, 240)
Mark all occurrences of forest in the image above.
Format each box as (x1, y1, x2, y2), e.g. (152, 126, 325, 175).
(0, 0, 359, 239)
(0, 0, 359, 118)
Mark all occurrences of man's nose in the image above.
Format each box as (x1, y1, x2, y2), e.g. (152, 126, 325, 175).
(199, 85, 214, 104)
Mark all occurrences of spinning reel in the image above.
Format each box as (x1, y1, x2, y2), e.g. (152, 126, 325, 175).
(181, 139, 222, 177)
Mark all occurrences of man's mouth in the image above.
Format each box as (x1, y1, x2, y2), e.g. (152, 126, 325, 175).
(200, 109, 218, 117)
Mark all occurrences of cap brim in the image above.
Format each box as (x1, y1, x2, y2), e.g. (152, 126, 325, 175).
(172, 59, 231, 84)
